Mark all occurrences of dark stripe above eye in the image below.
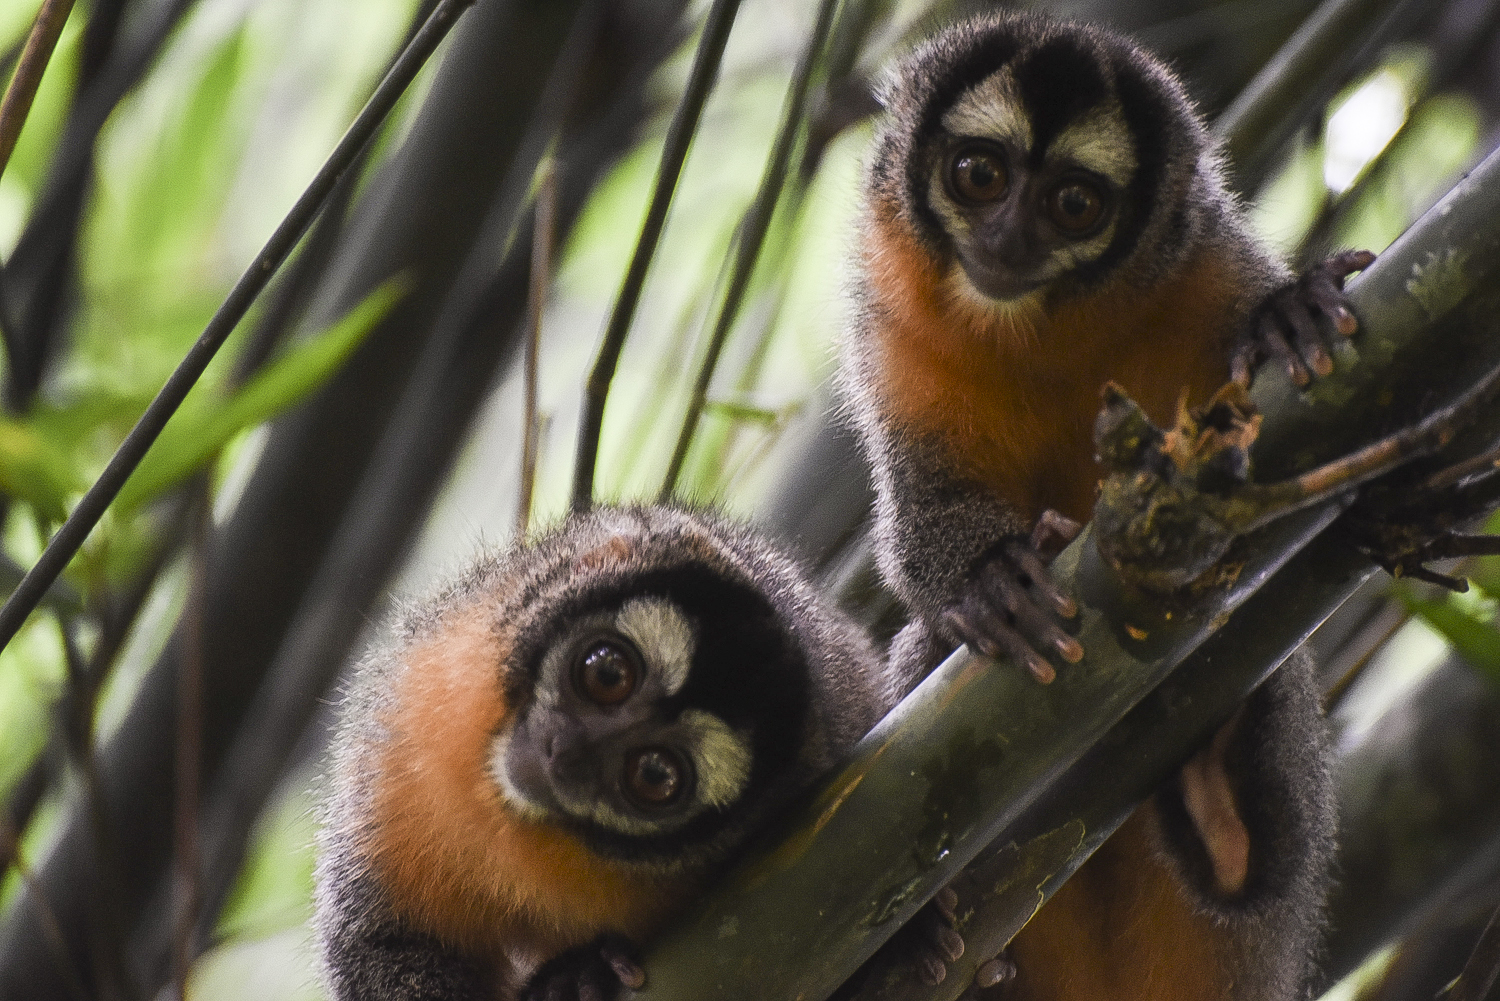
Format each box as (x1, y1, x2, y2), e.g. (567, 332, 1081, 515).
(905, 29, 1026, 249)
(1013, 36, 1111, 164)
(1073, 49, 1175, 283)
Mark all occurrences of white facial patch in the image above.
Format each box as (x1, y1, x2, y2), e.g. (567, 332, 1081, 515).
(941, 67, 1032, 149)
(1047, 101, 1137, 188)
(487, 728, 551, 822)
(677, 709, 753, 809)
(943, 267, 1046, 346)
(614, 598, 695, 695)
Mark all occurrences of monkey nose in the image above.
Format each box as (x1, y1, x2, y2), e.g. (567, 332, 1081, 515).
(976, 223, 1039, 271)
(545, 730, 594, 785)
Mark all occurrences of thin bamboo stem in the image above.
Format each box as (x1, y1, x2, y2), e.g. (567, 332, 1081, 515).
(658, 0, 839, 499)
(518, 161, 556, 538)
(0, 0, 76, 183)
(569, 0, 744, 511)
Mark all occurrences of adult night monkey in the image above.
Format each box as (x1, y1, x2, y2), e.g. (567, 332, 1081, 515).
(314, 506, 955, 1000)
(842, 12, 1344, 999)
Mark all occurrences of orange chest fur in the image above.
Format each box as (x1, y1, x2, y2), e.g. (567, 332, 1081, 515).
(863, 214, 1240, 524)
(363, 608, 687, 967)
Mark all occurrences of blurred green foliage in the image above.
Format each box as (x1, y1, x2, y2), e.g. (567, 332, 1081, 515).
(0, 0, 1497, 996)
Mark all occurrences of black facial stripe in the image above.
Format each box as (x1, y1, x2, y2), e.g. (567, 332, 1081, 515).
(906, 31, 1026, 247)
(1012, 36, 1111, 165)
(1073, 53, 1175, 284)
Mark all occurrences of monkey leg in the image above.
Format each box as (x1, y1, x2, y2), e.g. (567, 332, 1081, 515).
(316, 862, 499, 1001)
(996, 651, 1333, 1001)
(888, 886, 968, 986)
(1232, 250, 1376, 388)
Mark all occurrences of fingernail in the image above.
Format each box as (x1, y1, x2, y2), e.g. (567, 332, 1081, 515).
(1335, 307, 1357, 336)
(977, 958, 1017, 987)
(1056, 595, 1078, 618)
(1313, 351, 1333, 377)
(611, 959, 646, 990)
(1057, 636, 1084, 663)
(1029, 658, 1056, 684)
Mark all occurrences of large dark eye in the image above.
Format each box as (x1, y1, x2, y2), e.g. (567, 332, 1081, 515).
(623, 747, 688, 807)
(1046, 179, 1105, 233)
(949, 147, 1008, 203)
(576, 639, 639, 706)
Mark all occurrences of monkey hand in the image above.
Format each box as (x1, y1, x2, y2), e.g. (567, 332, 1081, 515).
(939, 512, 1083, 684)
(522, 934, 645, 1001)
(1232, 250, 1376, 388)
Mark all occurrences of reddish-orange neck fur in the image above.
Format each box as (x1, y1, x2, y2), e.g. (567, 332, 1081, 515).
(366, 605, 690, 975)
(864, 205, 1239, 524)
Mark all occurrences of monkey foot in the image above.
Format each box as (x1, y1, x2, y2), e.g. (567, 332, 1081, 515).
(1233, 250, 1376, 389)
(940, 515, 1083, 684)
(886, 886, 967, 986)
(1352, 528, 1500, 592)
(1343, 444, 1500, 592)
(522, 933, 645, 1001)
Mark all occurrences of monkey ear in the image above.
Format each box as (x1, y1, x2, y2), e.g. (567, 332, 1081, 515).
(574, 535, 634, 574)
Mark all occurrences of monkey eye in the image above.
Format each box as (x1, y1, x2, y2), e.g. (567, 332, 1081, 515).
(575, 638, 640, 706)
(1046, 178, 1106, 233)
(623, 746, 689, 808)
(949, 146, 1008, 203)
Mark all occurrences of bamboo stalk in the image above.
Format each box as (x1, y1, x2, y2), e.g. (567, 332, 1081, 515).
(631, 136, 1500, 1001)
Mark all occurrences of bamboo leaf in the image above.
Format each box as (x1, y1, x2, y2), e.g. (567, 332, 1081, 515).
(1402, 590, 1500, 685)
(112, 279, 404, 513)
(701, 400, 781, 425)
(0, 420, 82, 521)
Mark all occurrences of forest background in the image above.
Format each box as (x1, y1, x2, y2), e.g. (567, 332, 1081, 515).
(0, 0, 1496, 998)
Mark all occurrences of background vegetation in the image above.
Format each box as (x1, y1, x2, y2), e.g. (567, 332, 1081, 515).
(0, 0, 1496, 998)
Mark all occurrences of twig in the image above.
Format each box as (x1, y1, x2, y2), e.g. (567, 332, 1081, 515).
(518, 160, 556, 538)
(57, 624, 129, 1001)
(0, 0, 480, 657)
(658, 0, 838, 500)
(0, 811, 90, 1001)
(568, 0, 745, 512)
(0, 0, 77, 184)
(1445, 902, 1500, 1001)
(171, 484, 209, 1001)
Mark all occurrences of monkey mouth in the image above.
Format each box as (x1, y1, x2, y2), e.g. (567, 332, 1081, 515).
(954, 254, 1048, 302)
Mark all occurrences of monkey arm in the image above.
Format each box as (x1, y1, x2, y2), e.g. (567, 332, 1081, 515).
(869, 427, 1081, 684)
(1234, 250, 1375, 389)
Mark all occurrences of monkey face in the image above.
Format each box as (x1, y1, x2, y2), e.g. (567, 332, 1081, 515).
(486, 543, 818, 867)
(494, 596, 755, 839)
(925, 79, 1133, 301)
(874, 13, 1205, 305)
